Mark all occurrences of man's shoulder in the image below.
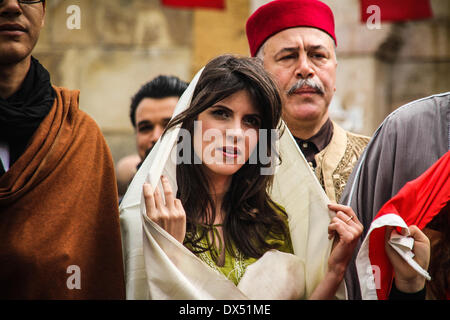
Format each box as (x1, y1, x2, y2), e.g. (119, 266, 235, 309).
(345, 130, 371, 144)
(343, 130, 371, 158)
(333, 121, 371, 148)
(386, 92, 450, 124)
(52, 86, 100, 128)
(52, 86, 80, 101)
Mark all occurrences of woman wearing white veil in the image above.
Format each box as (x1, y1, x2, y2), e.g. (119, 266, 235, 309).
(120, 55, 363, 300)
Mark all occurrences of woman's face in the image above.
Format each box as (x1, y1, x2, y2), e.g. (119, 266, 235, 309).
(193, 89, 262, 179)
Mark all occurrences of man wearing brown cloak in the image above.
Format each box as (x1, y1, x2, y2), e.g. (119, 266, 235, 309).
(0, 0, 125, 299)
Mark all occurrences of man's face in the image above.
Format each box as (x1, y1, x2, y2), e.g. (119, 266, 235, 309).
(134, 97, 178, 161)
(262, 27, 337, 134)
(0, 0, 45, 65)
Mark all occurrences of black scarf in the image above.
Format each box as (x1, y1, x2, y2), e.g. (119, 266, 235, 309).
(0, 56, 55, 165)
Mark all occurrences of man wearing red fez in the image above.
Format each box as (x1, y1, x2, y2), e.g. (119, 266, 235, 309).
(246, 0, 371, 301)
(0, 0, 125, 298)
(247, 0, 448, 302)
(246, 0, 370, 204)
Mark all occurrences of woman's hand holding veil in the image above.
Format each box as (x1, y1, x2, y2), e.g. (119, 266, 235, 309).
(143, 176, 186, 244)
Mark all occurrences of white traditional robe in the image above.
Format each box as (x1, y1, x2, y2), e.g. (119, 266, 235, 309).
(119, 68, 347, 300)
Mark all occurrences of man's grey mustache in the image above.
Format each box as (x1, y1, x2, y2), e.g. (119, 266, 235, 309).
(287, 79, 324, 96)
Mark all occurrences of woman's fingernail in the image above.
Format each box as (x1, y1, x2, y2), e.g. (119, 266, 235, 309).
(143, 183, 151, 193)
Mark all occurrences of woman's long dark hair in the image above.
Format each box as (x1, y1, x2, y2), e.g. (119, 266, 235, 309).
(164, 54, 288, 262)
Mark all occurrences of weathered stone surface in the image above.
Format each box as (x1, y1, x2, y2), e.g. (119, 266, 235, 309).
(75, 48, 191, 131)
(49, 0, 98, 46)
(390, 61, 450, 110)
(39, 0, 192, 48)
(32, 51, 65, 87)
(335, 24, 393, 56)
(397, 20, 450, 59)
(161, 7, 193, 47)
(30, 0, 450, 165)
(324, 0, 392, 55)
(192, 0, 250, 76)
(430, 0, 450, 20)
(103, 132, 138, 165)
(372, 60, 392, 129)
(95, 0, 192, 48)
(332, 56, 380, 135)
(30, 0, 194, 165)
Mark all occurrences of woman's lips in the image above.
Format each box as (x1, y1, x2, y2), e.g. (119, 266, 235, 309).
(220, 146, 241, 158)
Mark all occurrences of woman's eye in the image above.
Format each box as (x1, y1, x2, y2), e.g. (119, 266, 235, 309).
(211, 109, 229, 118)
(244, 117, 261, 128)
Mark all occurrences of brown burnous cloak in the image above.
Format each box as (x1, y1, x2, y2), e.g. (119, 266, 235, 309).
(0, 87, 125, 299)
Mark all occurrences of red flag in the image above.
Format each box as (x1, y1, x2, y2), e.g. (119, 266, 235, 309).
(356, 151, 450, 300)
(162, 0, 225, 9)
(360, 0, 433, 23)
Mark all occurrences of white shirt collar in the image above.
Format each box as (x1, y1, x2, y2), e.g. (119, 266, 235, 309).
(0, 141, 10, 172)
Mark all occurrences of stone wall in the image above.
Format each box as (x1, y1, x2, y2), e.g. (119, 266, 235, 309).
(192, 0, 250, 76)
(324, 0, 449, 135)
(251, 0, 450, 135)
(388, 1, 450, 110)
(34, 0, 194, 163)
(34, 0, 450, 163)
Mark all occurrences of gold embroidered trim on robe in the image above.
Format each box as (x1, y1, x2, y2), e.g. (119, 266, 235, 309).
(314, 122, 370, 203)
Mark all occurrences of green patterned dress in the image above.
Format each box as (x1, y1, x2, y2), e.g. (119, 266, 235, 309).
(185, 220, 294, 286)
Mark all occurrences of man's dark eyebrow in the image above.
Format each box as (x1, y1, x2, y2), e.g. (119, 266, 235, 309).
(307, 44, 329, 52)
(275, 45, 329, 58)
(274, 47, 299, 58)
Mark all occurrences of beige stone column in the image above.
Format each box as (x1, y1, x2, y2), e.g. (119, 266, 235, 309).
(34, 0, 193, 163)
(192, 0, 250, 77)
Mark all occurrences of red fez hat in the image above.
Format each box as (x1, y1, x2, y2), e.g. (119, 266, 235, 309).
(246, 0, 337, 57)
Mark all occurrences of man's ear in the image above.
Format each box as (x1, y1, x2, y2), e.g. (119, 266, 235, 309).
(333, 60, 338, 93)
(41, 2, 46, 28)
